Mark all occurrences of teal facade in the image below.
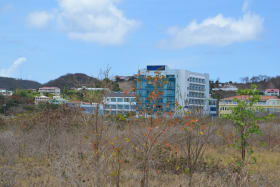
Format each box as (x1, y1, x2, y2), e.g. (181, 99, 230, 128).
(136, 74, 176, 113)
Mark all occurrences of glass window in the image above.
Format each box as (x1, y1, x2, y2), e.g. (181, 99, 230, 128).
(117, 98, 123, 102)
(111, 98, 116, 102)
(130, 98, 136, 102)
(124, 98, 129, 102)
(111, 105, 116, 109)
(117, 105, 123, 109)
(124, 105, 129, 109)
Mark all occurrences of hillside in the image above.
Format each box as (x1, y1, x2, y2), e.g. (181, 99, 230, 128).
(43, 73, 101, 89)
(0, 77, 41, 90)
(237, 76, 280, 90)
(118, 80, 136, 91)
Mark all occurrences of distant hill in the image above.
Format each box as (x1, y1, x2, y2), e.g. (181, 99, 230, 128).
(0, 77, 42, 90)
(118, 80, 136, 91)
(43, 73, 102, 89)
(211, 75, 280, 99)
(236, 76, 280, 91)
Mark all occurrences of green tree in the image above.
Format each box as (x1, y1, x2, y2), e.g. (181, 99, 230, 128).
(224, 85, 272, 166)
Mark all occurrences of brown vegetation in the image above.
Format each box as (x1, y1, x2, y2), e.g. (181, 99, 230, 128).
(1, 107, 280, 186)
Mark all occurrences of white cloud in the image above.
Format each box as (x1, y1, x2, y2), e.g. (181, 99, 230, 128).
(27, 11, 54, 28)
(160, 12, 263, 49)
(0, 57, 27, 77)
(27, 0, 139, 45)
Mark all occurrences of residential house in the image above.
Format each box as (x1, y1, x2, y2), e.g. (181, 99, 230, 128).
(219, 95, 280, 116)
(264, 89, 279, 97)
(35, 95, 50, 105)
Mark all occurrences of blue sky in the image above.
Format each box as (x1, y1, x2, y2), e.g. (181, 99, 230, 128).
(0, 0, 279, 83)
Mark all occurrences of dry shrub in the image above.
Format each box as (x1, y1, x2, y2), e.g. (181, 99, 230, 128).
(0, 110, 280, 186)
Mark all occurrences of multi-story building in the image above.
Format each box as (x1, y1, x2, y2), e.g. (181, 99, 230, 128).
(104, 92, 136, 115)
(39, 87, 61, 96)
(136, 65, 210, 114)
(264, 89, 279, 97)
(219, 95, 280, 116)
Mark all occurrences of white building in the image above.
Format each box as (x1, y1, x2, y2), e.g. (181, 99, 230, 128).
(265, 89, 279, 97)
(137, 65, 210, 114)
(0, 89, 13, 96)
(76, 86, 110, 92)
(104, 92, 136, 115)
(212, 85, 238, 92)
(39, 87, 61, 96)
(35, 96, 50, 105)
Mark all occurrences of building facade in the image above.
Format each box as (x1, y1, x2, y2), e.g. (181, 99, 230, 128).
(39, 87, 61, 96)
(219, 95, 280, 116)
(209, 98, 217, 117)
(136, 65, 210, 114)
(0, 89, 13, 96)
(34, 96, 50, 105)
(265, 89, 279, 97)
(104, 92, 136, 115)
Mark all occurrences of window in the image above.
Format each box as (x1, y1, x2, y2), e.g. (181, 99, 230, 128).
(117, 98, 123, 102)
(111, 98, 116, 102)
(117, 105, 123, 109)
(124, 98, 129, 102)
(111, 105, 116, 109)
(124, 105, 130, 109)
(130, 98, 136, 102)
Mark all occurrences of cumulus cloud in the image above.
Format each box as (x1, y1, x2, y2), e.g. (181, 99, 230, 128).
(27, 0, 139, 45)
(27, 11, 54, 28)
(160, 2, 263, 49)
(0, 57, 27, 77)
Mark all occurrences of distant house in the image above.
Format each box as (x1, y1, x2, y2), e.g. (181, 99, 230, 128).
(76, 86, 110, 92)
(35, 96, 50, 105)
(212, 84, 238, 92)
(219, 95, 280, 116)
(265, 89, 279, 97)
(39, 87, 61, 96)
(49, 96, 68, 105)
(0, 89, 13, 96)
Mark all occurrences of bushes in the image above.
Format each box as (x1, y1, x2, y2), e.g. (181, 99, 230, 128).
(0, 110, 280, 186)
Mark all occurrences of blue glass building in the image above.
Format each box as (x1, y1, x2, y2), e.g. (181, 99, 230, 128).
(136, 73, 176, 113)
(136, 65, 210, 114)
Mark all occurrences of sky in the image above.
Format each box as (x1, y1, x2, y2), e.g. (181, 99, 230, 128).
(0, 0, 279, 83)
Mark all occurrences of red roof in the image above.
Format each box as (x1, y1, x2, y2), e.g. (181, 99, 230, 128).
(224, 95, 279, 101)
(265, 89, 279, 92)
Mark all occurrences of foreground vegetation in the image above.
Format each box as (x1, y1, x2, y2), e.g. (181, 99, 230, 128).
(1, 106, 280, 187)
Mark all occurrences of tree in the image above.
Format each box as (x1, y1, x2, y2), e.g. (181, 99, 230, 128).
(224, 85, 272, 166)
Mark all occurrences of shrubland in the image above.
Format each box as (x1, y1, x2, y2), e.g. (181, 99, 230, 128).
(0, 106, 280, 187)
